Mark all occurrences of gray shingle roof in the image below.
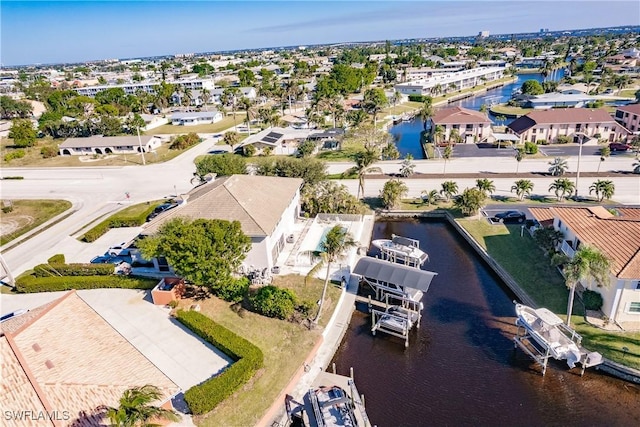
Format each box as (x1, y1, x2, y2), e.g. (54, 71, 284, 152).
(59, 135, 154, 148)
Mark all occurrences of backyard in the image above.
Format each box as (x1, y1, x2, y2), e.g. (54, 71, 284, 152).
(457, 218, 640, 369)
(182, 274, 342, 427)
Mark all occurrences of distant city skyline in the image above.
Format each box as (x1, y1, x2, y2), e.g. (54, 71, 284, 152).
(2, 0, 639, 66)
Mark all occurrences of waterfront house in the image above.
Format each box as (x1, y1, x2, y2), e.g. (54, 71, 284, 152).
(237, 127, 312, 155)
(614, 103, 640, 133)
(429, 106, 492, 143)
(143, 175, 303, 270)
(529, 206, 640, 330)
(0, 291, 180, 426)
(76, 77, 216, 97)
(58, 135, 163, 156)
(507, 108, 629, 144)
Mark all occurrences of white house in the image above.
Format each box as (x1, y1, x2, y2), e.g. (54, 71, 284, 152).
(170, 111, 223, 126)
(430, 106, 493, 143)
(238, 127, 313, 155)
(143, 175, 303, 270)
(76, 77, 216, 97)
(58, 135, 162, 156)
(529, 206, 640, 330)
(394, 66, 507, 96)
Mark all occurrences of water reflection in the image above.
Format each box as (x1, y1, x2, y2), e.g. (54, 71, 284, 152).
(332, 219, 640, 426)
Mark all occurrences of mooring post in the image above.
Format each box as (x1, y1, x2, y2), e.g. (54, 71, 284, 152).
(350, 367, 354, 380)
(332, 362, 336, 374)
(361, 394, 365, 408)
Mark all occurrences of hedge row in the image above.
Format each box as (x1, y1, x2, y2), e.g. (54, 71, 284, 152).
(47, 254, 66, 264)
(82, 204, 159, 242)
(176, 310, 264, 415)
(15, 275, 157, 293)
(33, 263, 114, 277)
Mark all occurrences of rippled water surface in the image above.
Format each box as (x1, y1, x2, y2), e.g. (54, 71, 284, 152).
(332, 219, 640, 426)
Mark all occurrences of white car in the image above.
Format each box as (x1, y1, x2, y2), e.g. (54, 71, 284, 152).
(107, 243, 130, 257)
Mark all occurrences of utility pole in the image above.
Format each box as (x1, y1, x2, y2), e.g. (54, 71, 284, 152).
(136, 126, 146, 165)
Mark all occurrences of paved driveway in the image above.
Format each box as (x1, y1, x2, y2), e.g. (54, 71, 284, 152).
(78, 289, 231, 390)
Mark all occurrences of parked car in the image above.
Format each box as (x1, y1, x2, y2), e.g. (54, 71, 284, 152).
(107, 243, 131, 257)
(609, 142, 631, 152)
(146, 202, 178, 221)
(493, 210, 526, 224)
(208, 149, 227, 155)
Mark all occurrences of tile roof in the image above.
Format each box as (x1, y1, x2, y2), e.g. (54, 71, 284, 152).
(616, 104, 640, 115)
(59, 136, 155, 149)
(432, 106, 491, 125)
(508, 108, 616, 132)
(529, 206, 640, 279)
(1, 291, 180, 426)
(143, 175, 303, 237)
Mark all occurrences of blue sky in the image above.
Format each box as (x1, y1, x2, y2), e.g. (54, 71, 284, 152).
(1, 1, 639, 66)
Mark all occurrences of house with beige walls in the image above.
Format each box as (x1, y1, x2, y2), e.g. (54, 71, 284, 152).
(430, 106, 492, 143)
(529, 206, 640, 330)
(507, 108, 629, 144)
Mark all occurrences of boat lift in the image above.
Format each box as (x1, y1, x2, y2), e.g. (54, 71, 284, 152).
(353, 256, 437, 347)
(370, 293, 423, 348)
(513, 307, 603, 376)
(375, 234, 428, 268)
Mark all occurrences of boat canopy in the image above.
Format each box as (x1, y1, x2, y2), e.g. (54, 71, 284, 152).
(353, 256, 437, 292)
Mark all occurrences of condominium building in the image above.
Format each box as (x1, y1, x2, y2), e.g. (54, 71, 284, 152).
(394, 66, 507, 96)
(76, 78, 216, 97)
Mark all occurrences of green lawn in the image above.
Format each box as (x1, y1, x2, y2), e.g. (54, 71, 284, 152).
(489, 104, 533, 116)
(0, 200, 73, 246)
(618, 88, 639, 99)
(317, 139, 366, 161)
(185, 274, 341, 427)
(457, 218, 640, 369)
(145, 114, 245, 135)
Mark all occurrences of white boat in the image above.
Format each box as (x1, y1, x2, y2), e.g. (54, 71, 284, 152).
(371, 234, 428, 267)
(514, 303, 602, 373)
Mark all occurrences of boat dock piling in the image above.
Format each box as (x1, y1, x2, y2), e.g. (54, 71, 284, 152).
(370, 293, 422, 348)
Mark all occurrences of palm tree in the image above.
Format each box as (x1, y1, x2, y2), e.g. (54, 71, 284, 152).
(309, 226, 356, 324)
(419, 100, 433, 131)
(449, 128, 461, 145)
(432, 125, 445, 146)
(351, 149, 382, 199)
(511, 179, 534, 201)
(223, 131, 239, 151)
(201, 87, 210, 111)
(362, 88, 387, 127)
(589, 179, 615, 202)
(475, 178, 495, 197)
(597, 146, 610, 173)
(549, 178, 575, 201)
(104, 385, 178, 427)
(239, 97, 254, 133)
(180, 86, 192, 107)
(564, 246, 611, 326)
(399, 154, 415, 177)
(515, 148, 525, 174)
(442, 144, 453, 174)
(548, 157, 569, 176)
(421, 189, 440, 206)
(440, 180, 458, 202)
(380, 178, 409, 209)
(346, 109, 368, 128)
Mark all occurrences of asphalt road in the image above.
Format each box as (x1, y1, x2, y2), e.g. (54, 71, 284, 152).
(1, 136, 639, 278)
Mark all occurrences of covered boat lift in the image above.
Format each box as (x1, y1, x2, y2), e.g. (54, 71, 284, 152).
(353, 257, 438, 347)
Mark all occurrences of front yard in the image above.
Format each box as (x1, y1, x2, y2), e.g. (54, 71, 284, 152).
(181, 274, 341, 427)
(0, 199, 72, 246)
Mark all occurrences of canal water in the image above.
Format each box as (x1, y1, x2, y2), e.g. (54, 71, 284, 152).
(332, 219, 640, 426)
(389, 72, 564, 159)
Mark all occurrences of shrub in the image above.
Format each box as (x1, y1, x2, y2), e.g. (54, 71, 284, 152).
(408, 95, 432, 103)
(82, 203, 159, 242)
(176, 310, 263, 415)
(15, 275, 156, 293)
(32, 263, 114, 277)
(169, 132, 201, 150)
(582, 289, 603, 311)
(40, 145, 59, 158)
(555, 135, 571, 144)
(214, 277, 249, 303)
(525, 141, 539, 154)
(47, 254, 66, 264)
(249, 285, 298, 320)
(4, 149, 25, 162)
(2, 206, 13, 213)
(243, 144, 256, 157)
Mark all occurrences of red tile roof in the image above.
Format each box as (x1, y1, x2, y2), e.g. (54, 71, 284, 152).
(529, 206, 640, 279)
(616, 104, 640, 115)
(432, 106, 491, 125)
